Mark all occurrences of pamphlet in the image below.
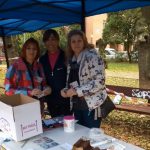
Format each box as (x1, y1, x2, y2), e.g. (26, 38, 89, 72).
(33, 136, 59, 149)
(99, 141, 126, 150)
(90, 137, 125, 150)
(54, 143, 72, 150)
(69, 81, 79, 88)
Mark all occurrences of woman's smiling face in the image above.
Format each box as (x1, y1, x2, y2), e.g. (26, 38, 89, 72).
(25, 43, 37, 63)
(70, 34, 84, 56)
(44, 34, 59, 53)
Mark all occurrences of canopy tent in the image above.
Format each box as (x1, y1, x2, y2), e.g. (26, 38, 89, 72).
(0, 0, 150, 36)
(0, 0, 150, 67)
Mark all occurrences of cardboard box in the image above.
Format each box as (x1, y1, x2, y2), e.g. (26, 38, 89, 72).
(0, 94, 43, 141)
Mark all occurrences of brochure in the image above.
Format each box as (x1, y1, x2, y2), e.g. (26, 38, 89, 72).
(33, 136, 59, 149)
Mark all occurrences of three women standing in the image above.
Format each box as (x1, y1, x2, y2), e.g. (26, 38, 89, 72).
(4, 29, 107, 129)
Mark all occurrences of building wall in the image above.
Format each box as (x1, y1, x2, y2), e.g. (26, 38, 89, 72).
(85, 14, 107, 46)
(85, 14, 125, 52)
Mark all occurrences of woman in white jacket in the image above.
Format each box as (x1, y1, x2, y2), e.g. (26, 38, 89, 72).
(61, 30, 107, 128)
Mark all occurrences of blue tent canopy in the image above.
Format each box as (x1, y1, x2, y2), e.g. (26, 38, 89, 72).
(0, 0, 150, 36)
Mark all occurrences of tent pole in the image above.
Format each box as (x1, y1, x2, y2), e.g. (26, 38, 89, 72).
(81, 0, 86, 33)
(1, 31, 9, 68)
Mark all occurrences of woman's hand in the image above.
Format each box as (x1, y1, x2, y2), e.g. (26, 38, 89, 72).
(61, 88, 68, 98)
(31, 88, 42, 97)
(66, 88, 77, 97)
(43, 87, 52, 96)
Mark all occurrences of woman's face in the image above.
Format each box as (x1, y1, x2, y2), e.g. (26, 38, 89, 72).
(26, 43, 37, 63)
(70, 34, 84, 55)
(44, 34, 59, 53)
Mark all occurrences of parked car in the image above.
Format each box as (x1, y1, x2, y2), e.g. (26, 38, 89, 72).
(105, 48, 129, 61)
(130, 51, 138, 62)
(105, 48, 117, 53)
(116, 51, 129, 61)
(105, 48, 117, 59)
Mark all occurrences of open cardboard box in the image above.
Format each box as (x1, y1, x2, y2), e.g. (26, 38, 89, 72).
(0, 94, 43, 141)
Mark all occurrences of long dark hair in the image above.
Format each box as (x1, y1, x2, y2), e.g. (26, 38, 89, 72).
(43, 29, 59, 42)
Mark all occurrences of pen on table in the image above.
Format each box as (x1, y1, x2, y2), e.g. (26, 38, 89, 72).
(21, 139, 29, 148)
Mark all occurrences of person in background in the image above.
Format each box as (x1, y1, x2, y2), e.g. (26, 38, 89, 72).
(61, 30, 107, 128)
(39, 29, 70, 117)
(4, 38, 51, 113)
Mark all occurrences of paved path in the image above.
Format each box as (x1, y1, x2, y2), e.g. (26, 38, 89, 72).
(106, 70, 139, 79)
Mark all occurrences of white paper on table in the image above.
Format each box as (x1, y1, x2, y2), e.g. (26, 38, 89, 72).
(91, 138, 115, 147)
(53, 143, 72, 150)
(99, 141, 126, 150)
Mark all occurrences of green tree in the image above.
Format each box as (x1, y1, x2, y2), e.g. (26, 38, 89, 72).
(11, 30, 44, 55)
(103, 9, 148, 63)
(55, 24, 80, 50)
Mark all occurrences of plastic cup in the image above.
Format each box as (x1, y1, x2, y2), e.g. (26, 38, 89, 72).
(63, 116, 75, 133)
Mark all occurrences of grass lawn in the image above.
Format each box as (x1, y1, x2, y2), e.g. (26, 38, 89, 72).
(106, 62, 139, 72)
(106, 77, 139, 88)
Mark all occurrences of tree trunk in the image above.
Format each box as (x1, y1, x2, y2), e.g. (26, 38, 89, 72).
(138, 43, 150, 89)
(124, 41, 131, 63)
(5, 37, 19, 65)
(139, 6, 150, 90)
